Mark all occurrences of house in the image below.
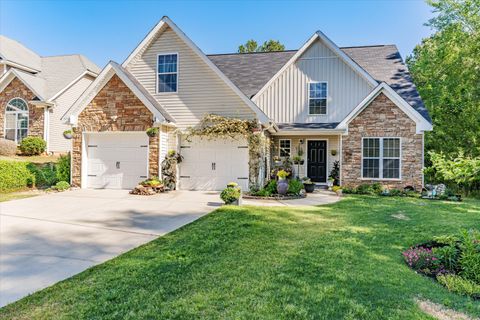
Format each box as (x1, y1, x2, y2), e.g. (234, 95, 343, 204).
(62, 16, 432, 191)
(0, 35, 100, 153)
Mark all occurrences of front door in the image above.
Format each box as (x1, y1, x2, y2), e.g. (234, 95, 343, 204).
(307, 140, 327, 183)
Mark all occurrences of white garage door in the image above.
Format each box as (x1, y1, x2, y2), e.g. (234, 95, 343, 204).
(179, 137, 249, 191)
(86, 132, 149, 189)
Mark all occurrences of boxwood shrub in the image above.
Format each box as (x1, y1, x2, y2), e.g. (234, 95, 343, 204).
(19, 136, 46, 156)
(0, 160, 35, 192)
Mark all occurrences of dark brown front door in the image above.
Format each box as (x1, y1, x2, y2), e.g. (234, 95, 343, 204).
(307, 140, 327, 182)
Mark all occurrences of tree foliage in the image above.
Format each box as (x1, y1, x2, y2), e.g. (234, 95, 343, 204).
(407, 0, 480, 158)
(238, 39, 285, 53)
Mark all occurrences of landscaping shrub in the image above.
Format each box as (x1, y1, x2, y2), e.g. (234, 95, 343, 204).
(27, 163, 57, 188)
(19, 136, 46, 156)
(332, 186, 342, 193)
(458, 229, 480, 283)
(402, 247, 439, 274)
(287, 179, 304, 195)
(220, 186, 241, 204)
(0, 160, 35, 192)
(56, 154, 70, 182)
(437, 274, 480, 298)
(432, 245, 459, 272)
(54, 181, 70, 191)
(0, 138, 17, 156)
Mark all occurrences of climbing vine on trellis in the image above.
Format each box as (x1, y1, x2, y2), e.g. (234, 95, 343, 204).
(186, 114, 269, 189)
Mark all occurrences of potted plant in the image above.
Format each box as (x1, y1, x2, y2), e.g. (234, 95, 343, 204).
(63, 130, 73, 139)
(146, 127, 159, 137)
(220, 183, 242, 205)
(297, 148, 305, 165)
(302, 177, 315, 193)
(273, 156, 282, 166)
(293, 155, 302, 165)
(276, 169, 289, 195)
(327, 177, 335, 190)
(331, 149, 337, 156)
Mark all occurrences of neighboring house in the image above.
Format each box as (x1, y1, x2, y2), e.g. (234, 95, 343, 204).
(63, 16, 432, 191)
(0, 35, 100, 153)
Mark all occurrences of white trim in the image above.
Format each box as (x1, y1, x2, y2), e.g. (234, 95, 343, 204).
(156, 52, 179, 94)
(339, 134, 343, 186)
(272, 129, 345, 136)
(62, 62, 169, 124)
(48, 71, 98, 102)
(338, 82, 433, 134)
(252, 31, 378, 102)
(4, 97, 29, 144)
(43, 106, 49, 152)
(360, 137, 402, 180)
(278, 138, 291, 158)
(0, 69, 44, 100)
(0, 59, 41, 74)
(307, 81, 328, 116)
(121, 16, 270, 124)
(305, 139, 329, 183)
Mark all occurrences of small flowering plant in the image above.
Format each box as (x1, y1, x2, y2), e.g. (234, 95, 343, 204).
(402, 246, 441, 275)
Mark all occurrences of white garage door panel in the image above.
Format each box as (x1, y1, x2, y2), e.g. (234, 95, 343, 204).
(86, 133, 148, 189)
(179, 137, 249, 191)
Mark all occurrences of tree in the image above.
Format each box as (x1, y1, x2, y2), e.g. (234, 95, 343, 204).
(407, 0, 480, 158)
(238, 39, 285, 53)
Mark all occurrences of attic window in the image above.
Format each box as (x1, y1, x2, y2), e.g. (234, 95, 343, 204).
(157, 53, 178, 93)
(308, 82, 327, 115)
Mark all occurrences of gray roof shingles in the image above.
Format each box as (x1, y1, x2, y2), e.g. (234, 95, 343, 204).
(277, 123, 340, 130)
(207, 45, 431, 123)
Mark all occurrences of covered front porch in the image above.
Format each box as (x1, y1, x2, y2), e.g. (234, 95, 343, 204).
(271, 133, 341, 184)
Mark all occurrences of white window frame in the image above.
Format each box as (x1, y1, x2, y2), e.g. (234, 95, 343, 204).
(156, 52, 179, 94)
(361, 137, 402, 180)
(308, 81, 328, 115)
(4, 97, 29, 144)
(279, 139, 291, 158)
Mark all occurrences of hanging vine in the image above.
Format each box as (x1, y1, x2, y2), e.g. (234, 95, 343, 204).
(185, 114, 269, 189)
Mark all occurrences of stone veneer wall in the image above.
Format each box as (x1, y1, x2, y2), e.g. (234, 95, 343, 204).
(341, 93, 423, 190)
(0, 78, 44, 139)
(71, 74, 158, 187)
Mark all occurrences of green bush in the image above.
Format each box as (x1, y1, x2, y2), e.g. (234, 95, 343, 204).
(56, 154, 70, 182)
(287, 179, 304, 195)
(437, 274, 480, 298)
(433, 245, 459, 271)
(27, 163, 57, 188)
(458, 229, 480, 283)
(220, 187, 241, 204)
(19, 136, 46, 156)
(54, 181, 70, 191)
(0, 160, 35, 192)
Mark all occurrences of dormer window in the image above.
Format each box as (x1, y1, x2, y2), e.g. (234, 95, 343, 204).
(157, 53, 178, 93)
(308, 82, 327, 115)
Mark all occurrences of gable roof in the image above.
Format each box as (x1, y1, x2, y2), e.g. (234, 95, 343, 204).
(208, 44, 431, 123)
(62, 61, 174, 124)
(0, 68, 46, 99)
(122, 16, 271, 124)
(338, 82, 432, 133)
(0, 35, 42, 72)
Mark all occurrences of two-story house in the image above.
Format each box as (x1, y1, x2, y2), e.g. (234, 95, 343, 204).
(0, 35, 100, 153)
(63, 16, 432, 191)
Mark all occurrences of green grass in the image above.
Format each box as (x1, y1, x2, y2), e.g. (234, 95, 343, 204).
(0, 154, 59, 164)
(0, 192, 38, 202)
(1, 196, 479, 319)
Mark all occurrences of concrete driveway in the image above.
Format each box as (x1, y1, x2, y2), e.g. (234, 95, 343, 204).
(0, 189, 222, 307)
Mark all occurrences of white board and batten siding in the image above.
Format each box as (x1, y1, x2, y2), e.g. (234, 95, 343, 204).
(179, 136, 249, 191)
(49, 75, 95, 153)
(254, 39, 374, 124)
(125, 27, 256, 129)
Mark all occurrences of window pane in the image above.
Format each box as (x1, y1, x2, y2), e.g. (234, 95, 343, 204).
(5, 114, 16, 129)
(158, 74, 177, 92)
(280, 140, 290, 157)
(363, 138, 380, 157)
(363, 159, 379, 178)
(18, 114, 28, 128)
(383, 159, 400, 178)
(4, 129, 15, 141)
(158, 54, 177, 73)
(17, 129, 28, 142)
(383, 138, 400, 158)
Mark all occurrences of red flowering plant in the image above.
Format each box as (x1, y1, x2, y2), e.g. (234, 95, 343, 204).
(402, 246, 443, 276)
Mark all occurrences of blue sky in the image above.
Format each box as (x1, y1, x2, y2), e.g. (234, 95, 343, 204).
(0, 0, 435, 69)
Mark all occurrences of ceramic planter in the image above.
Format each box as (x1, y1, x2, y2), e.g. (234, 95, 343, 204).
(63, 132, 73, 139)
(277, 178, 288, 195)
(304, 183, 315, 193)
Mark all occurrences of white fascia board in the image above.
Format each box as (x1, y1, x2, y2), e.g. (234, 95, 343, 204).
(121, 16, 271, 124)
(338, 83, 433, 134)
(63, 62, 167, 125)
(252, 31, 378, 103)
(0, 59, 41, 73)
(48, 70, 98, 102)
(272, 129, 345, 136)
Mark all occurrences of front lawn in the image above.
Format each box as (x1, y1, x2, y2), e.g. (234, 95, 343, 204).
(1, 196, 479, 319)
(0, 154, 60, 164)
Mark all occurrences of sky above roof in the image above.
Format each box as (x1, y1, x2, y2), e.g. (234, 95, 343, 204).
(0, 0, 435, 69)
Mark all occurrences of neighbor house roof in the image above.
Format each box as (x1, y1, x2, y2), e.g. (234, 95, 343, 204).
(207, 45, 431, 123)
(277, 123, 340, 130)
(0, 35, 101, 102)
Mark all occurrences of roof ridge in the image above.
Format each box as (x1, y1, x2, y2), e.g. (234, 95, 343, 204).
(41, 53, 82, 58)
(207, 50, 297, 56)
(340, 44, 397, 49)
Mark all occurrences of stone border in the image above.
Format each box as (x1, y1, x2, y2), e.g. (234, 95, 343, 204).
(243, 194, 306, 200)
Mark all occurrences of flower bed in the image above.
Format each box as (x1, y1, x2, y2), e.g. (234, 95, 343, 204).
(243, 194, 306, 200)
(403, 229, 480, 299)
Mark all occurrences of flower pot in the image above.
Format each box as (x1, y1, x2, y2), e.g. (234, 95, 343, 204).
(304, 183, 315, 193)
(277, 178, 288, 195)
(299, 160, 305, 165)
(63, 133, 73, 139)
